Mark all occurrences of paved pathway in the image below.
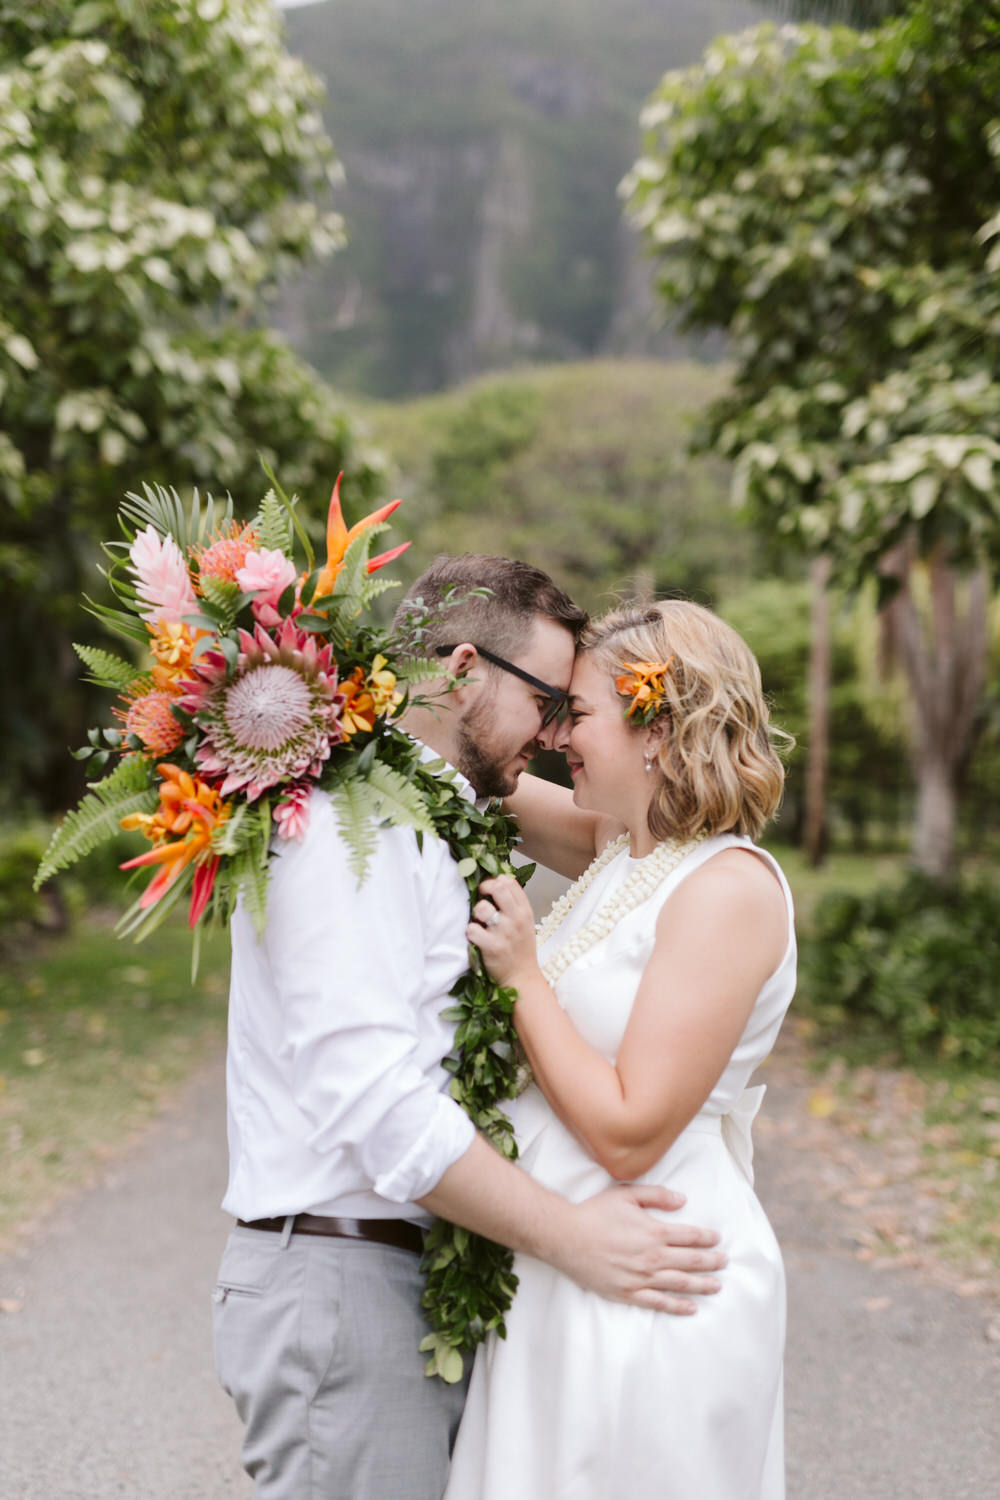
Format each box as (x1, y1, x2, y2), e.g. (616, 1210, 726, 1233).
(0, 1058, 244, 1500)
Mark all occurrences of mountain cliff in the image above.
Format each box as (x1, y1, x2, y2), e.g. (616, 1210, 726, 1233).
(273, 0, 771, 395)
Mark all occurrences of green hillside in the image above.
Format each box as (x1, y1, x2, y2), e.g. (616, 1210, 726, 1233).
(358, 358, 762, 610)
(275, 0, 774, 395)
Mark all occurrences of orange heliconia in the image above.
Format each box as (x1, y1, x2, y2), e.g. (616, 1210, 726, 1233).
(311, 473, 410, 602)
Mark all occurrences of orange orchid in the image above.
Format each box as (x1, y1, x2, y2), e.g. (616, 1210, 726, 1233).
(120, 765, 231, 927)
(339, 654, 404, 738)
(147, 620, 206, 689)
(615, 658, 674, 725)
(311, 473, 410, 602)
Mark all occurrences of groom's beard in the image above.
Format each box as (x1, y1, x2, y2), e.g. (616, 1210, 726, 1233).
(455, 695, 530, 800)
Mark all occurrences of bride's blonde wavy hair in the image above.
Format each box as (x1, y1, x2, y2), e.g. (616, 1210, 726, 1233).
(581, 600, 791, 842)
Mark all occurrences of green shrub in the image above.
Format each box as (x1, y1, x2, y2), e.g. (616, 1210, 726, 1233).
(0, 825, 139, 944)
(0, 828, 51, 932)
(802, 873, 1000, 1064)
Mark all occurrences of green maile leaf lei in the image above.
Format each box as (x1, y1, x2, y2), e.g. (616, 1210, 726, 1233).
(325, 728, 530, 1383)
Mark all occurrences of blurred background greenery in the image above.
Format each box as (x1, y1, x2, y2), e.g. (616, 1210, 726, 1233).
(0, 0, 997, 1265)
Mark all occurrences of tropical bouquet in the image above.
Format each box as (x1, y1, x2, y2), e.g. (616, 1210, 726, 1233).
(34, 474, 528, 1381)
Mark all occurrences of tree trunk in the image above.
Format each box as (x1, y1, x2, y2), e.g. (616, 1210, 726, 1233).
(881, 545, 990, 880)
(804, 553, 832, 867)
(911, 752, 958, 880)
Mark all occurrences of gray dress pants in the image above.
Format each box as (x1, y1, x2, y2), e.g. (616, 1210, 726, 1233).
(213, 1225, 469, 1499)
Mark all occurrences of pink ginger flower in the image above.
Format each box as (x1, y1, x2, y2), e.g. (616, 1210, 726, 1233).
(236, 547, 299, 629)
(273, 782, 313, 841)
(129, 526, 199, 625)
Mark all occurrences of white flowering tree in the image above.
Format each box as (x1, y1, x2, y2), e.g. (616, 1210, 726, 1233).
(625, 0, 1000, 877)
(0, 0, 380, 809)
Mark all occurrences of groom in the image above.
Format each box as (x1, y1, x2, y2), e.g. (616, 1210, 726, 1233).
(213, 553, 725, 1500)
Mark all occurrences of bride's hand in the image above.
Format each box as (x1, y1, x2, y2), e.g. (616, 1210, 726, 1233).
(467, 874, 539, 988)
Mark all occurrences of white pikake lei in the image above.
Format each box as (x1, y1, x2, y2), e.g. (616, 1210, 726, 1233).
(537, 829, 709, 985)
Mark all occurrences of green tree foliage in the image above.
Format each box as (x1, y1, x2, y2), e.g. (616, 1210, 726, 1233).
(625, 0, 1000, 874)
(0, 0, 381, 810)
(720, 580, 911, 847)
(367, 360, 764, 613)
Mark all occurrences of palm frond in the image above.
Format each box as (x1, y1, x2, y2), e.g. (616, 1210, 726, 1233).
(83, 594, 151, 646)
(121, 483, 234, 552)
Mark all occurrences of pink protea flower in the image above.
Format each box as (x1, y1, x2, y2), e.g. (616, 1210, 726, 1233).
(129, 526, 199, 625)
(236, 547, 299, 629)
(179, 618, 346, 800)
(273, 782, 312, 841)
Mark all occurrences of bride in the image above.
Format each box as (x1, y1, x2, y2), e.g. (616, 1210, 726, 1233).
(444, 599, 796, 1500)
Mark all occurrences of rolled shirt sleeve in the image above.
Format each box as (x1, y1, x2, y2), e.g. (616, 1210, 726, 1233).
(259, 791, 475, 1204)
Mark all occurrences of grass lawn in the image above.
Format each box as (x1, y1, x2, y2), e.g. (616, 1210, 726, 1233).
(0, 917, 230, 1253)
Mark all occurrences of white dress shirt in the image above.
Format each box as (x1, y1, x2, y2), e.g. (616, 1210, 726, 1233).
(221, 759, 477, 1226)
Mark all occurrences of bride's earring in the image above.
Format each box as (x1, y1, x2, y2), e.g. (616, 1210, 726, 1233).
(644, 751, 654, 772)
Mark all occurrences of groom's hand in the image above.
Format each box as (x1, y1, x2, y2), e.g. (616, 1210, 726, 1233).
(555, 1183, 726, 1314)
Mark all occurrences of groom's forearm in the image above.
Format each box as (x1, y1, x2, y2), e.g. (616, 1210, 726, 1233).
(417, 1134, 725, 1312)
(417, 1133, 573, 1259)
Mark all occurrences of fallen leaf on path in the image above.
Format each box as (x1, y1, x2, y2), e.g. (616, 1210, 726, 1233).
(0, 1299, 22, 1314)
(808, 1089, 836, 1118)
(863, 1297, 892, 1312)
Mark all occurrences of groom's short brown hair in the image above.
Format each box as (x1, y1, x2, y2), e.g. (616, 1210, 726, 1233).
(393, 554, 587, 662)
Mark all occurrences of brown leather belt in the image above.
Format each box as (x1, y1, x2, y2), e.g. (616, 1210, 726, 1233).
(237, 1213, 425, 1255)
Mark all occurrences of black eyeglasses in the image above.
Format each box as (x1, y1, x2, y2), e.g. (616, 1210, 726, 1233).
(434, 643, 568, 728)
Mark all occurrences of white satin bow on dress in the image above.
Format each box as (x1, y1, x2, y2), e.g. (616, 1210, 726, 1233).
(721, 1083, 767, 1186)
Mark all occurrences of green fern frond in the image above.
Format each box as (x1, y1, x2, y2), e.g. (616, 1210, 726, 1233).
(337, 522, 388, 604)
(394, 655, 446, 685)
(328, 776, 382, 882)
(261, 461, 313, 573)
(358, 574, 402, 609)
(73, 643, 144, 691)
(198, 575, 243, 629)
(232, 845, 272, 936)
(253, 488, 293, 554)
(365, 762, 436, 837)
(213, 801, 253, 858)
(35, 757, 157, 887)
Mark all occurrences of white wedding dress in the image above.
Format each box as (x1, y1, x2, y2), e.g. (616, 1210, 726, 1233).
(444, 834, 796, 1500)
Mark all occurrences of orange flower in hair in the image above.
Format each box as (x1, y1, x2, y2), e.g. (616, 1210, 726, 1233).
(615, 658, 673, 725)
